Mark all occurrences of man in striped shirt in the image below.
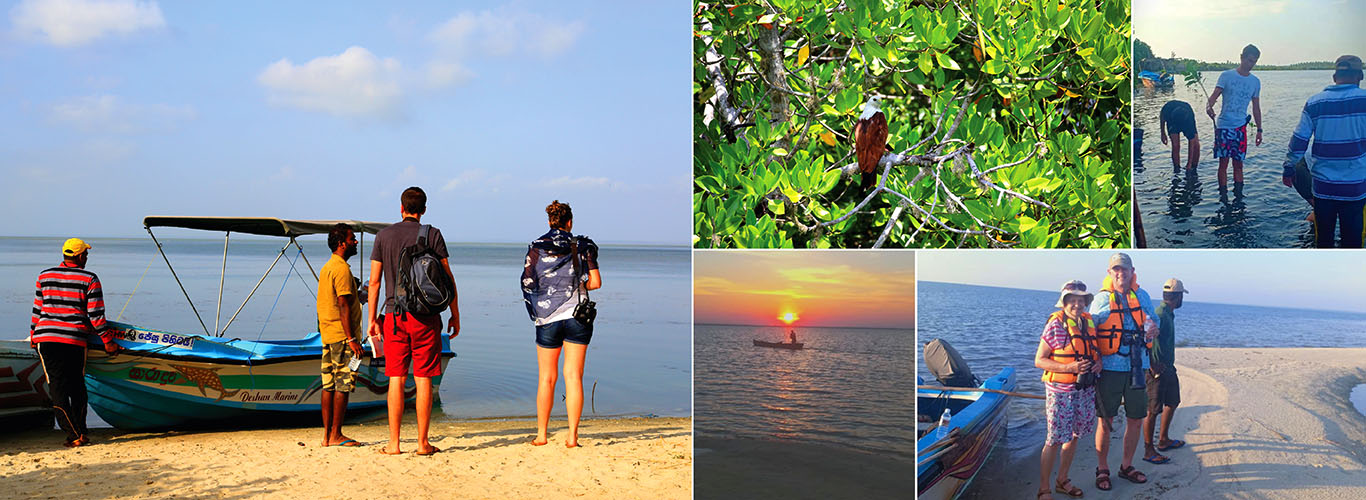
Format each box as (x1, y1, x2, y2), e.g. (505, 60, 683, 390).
(30, 238, 118, 448)
(1283, 55, 1366, 247)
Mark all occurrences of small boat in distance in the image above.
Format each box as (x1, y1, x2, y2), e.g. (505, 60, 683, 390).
(1138, 70, 1175, 89)
(753, 340, 803, 350)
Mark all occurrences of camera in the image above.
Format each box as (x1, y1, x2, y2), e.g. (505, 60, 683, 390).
(1077, 370, 1097, 388)
(1126, 330, 1146, 390)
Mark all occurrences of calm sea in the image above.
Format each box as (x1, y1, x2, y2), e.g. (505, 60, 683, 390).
(1134, 70, 1343, 248)
(694, 324, 914, 462)
(1, 236, 691, 427)
(917, 281, 1366, 464)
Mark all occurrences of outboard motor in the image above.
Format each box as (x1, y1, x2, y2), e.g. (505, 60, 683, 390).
(923, 339, 979, 388)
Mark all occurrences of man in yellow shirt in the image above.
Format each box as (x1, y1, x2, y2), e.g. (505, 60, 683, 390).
(318, 223, 364, 447)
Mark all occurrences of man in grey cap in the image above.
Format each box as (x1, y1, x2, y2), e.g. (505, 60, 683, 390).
(1282, 55, 1366, 247)
(1089, 253, 1159, 489)
(1143, 278, 1188, 465)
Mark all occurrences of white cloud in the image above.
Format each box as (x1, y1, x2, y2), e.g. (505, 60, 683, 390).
(427, 8, 584, 59)
(10, 0, 165, 47)
(442, 169, 488, 191)
(541, 176, 624, 191)
(257, 46, 404, 119)
(47, 94, 195, 133)
(424, 61, 475, 88)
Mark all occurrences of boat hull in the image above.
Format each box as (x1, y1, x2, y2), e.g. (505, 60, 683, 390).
(0, 341, 52, 426)
(753, 340, 803, 350)
(85, 322, 455, 430)
(916, 367, 1016, 500)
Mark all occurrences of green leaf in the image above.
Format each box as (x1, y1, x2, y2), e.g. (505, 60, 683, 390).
(935, 51, 959, 70)
(918, 51, 934, 75)
(773, 148, 789, 156)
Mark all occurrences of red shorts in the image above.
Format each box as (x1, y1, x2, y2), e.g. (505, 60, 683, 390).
(380, 313, 443, 378)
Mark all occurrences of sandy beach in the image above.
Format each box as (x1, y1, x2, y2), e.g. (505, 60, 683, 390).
(965, 347, 1366, 499)
(0, 416, 691, 499)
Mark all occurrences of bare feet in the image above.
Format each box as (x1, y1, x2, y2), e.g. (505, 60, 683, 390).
(565, 440, 580, 448)
(531, 437, 548, 446)
(378, 444, 402, 455)
(416, 444, 440, 456)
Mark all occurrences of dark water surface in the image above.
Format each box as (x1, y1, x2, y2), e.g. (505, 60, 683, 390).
(917, 281, 1366, 461)
(694, 324, 914, 462)
(1, 236, 691, 427)
(1135, 70, 1342, 248)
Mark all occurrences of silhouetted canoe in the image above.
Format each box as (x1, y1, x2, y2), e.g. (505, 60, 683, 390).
(753, 340, 803, 350)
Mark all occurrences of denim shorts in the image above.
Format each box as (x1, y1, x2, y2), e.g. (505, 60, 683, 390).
(535, 318, 593, 348)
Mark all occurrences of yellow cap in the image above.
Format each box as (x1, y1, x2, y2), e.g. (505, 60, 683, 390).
(62, 238, 92, 256)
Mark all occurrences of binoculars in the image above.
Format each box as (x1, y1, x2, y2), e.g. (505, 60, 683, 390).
(1126, 331, 1146, 390)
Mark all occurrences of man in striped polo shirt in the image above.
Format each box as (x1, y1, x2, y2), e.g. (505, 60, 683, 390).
(30, 238, 118, 447)
(1283, 55, 1366, 247)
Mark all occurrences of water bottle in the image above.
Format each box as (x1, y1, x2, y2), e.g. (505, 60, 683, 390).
(937, 408, 953, 438)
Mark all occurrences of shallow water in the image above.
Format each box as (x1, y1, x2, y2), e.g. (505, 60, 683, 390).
(1352, 384, 1366, 417)
(694, 324, 914, 462)
(917, 281, 1366, 461)
(1, 236, 691, 427)
(1134, 71, 1341, 248)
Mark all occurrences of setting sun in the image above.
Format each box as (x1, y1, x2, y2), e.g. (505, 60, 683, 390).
(779, 312, 798, 324)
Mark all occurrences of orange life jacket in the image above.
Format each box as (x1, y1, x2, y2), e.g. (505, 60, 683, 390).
(1042, 311, 1100, 385)
(1095, 276, 1152, 356)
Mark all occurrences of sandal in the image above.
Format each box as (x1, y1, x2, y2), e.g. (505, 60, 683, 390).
(1055, 478, 1083, 497)
(1095, 468, 1111, 491)
(1037, 487, 1054, 499)
(1157, 439, 1186, 451)
(1118, 465, 1147, 484)
(1142, 452, 1170, 464)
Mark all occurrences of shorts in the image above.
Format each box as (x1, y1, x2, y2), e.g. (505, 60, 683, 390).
(320, 341, 356, 392)
(1145, 368, 1180, 414)
(1045, 386, 1097, 446)
(1213, 126, 1247, 161)
(1096, 370, 1147, 419)
(535, 318, 593, 348)
(1167, 108, 1198, 140)
(381, 313, 443, 378)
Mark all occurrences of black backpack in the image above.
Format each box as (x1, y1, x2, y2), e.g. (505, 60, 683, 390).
(393, 224, 454, 317)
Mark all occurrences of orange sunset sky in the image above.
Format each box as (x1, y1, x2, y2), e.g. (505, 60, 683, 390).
(694, 251, 915, 329)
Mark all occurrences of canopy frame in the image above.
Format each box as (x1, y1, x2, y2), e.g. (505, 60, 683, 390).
(139, 217, 388, 337)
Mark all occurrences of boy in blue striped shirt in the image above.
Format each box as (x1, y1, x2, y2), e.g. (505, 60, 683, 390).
(1282, 55, 1366, 248)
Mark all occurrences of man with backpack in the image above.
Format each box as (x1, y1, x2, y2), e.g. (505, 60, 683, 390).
(366, 186, 460, 456)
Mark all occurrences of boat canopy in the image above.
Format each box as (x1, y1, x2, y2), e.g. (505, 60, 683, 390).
(144, 216, 390, 237)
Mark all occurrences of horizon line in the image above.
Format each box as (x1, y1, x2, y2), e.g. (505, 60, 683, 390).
(921, 280, 1366, 316)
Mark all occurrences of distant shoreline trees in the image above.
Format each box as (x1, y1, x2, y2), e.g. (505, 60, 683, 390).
(1134, 38, 1334, 72)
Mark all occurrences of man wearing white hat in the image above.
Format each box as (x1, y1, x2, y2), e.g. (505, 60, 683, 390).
(1144, 278, 1189, 464)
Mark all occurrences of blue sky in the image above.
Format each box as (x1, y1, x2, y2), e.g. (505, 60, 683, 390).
(919, 250, 1366, 313)
(0, 0, 689, 244)
(1134, 0, 1366, 65)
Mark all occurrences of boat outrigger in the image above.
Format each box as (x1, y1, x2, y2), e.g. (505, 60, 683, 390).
(84, 216, 456, 430)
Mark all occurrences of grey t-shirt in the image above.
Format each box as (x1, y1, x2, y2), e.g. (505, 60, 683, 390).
(1215, 69, 1260, 130)
(370, 219, 450, 312)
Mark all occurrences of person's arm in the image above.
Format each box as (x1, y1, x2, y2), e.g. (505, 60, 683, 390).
(30, 278, 41, 348)
(87, 276, 116, 354)
(1285, 105, 1314, 186)
(1160, 112, 1169, 144)
(1252, 96, 1263, 146)
(1035, 321, 1085, 374)
(335, 271, 363, 354)
(366, 260, 382, 339)
(581, 239, 601, 290)
(441, 258, 460, 336)
(1137, 289, 1158, 342)
(1206, 87, 1223, 121)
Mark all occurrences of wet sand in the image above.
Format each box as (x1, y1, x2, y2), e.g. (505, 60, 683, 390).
(965, 348, 1366, 499)
(0, 416, 691, 499)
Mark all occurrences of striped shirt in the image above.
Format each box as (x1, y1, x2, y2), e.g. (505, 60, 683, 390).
(30, 262, 112, 347)
(1284, 84, 1366, 201)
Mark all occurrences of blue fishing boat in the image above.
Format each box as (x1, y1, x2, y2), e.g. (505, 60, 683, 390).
(1138, 70, 1174, 89)
(917, 367, 1016, 500)
(81, 217, 456, 430)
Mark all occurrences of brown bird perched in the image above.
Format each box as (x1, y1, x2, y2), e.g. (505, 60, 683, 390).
(853, 96, 889, 190)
